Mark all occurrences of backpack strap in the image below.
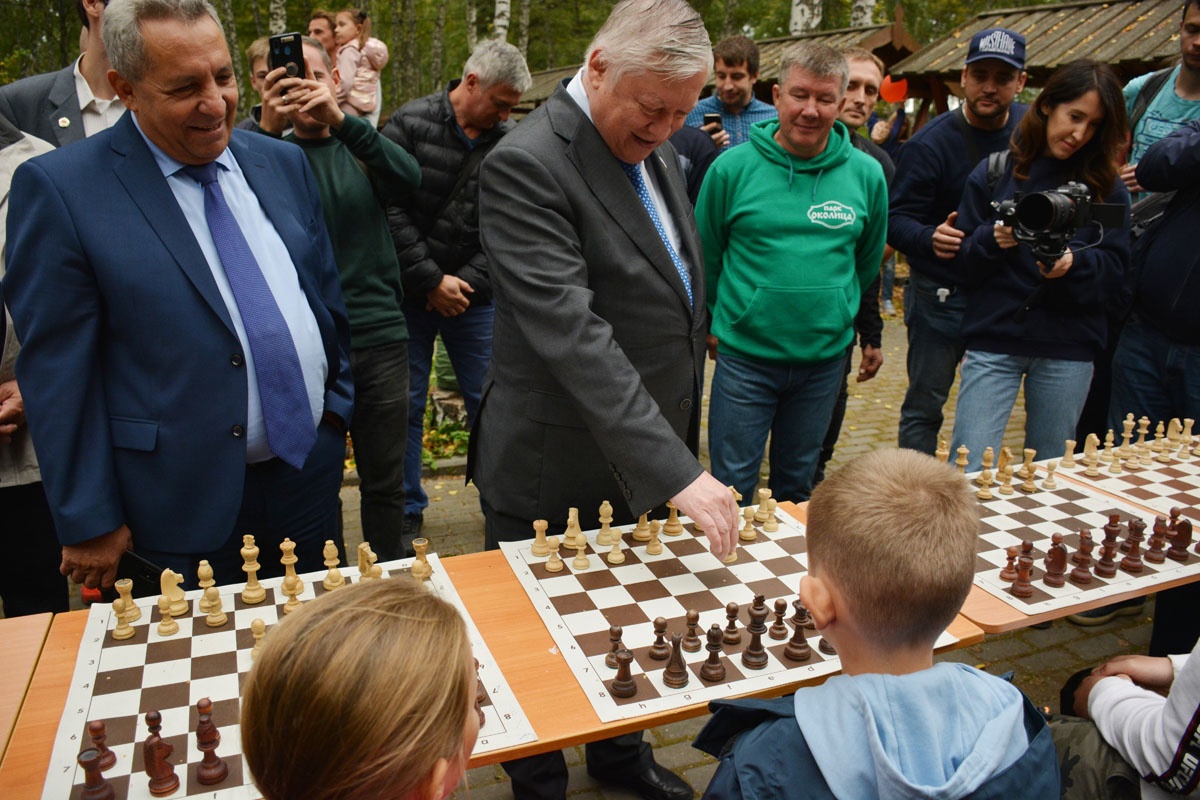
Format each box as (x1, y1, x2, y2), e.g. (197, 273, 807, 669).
(986, 150, 1011, 194)
(1129, 67, 1175, 135)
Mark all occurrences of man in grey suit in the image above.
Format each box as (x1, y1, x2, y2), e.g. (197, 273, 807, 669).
(471, 1, 738, 798)
(0, 0, 124, 146)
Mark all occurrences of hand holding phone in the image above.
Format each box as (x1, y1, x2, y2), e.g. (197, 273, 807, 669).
(702, 113, 722, 130)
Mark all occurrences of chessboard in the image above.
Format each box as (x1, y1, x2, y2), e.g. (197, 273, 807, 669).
(1051, 451, 1200, 525)
(970, 471, 1200, 614)
(500, 505, 958, 723)
(42, 553, 535, 800)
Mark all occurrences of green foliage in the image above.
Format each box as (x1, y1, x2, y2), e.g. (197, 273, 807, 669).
(421, 401, 470, 466)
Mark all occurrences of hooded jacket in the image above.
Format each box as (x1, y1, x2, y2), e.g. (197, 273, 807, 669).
(696, 119, 887, 365)
(695, 663, 1059, 800)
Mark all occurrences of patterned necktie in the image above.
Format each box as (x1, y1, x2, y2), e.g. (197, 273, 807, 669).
(621, 161, 693, 307)
(181, 162, 316, 469)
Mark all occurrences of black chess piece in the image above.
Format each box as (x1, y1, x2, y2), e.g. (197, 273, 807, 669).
(78, 747, 115, 800)
(88, 720, 117, 771)
(1168, 518, 1193, 562)
(605, 624, 624, 669)
(741, 595, 768, 670)
(789, 598, 814, 630)
(769, 599, 788, 640)
(143, 710, 179, 798)
(1043, 533, 1067, 588)
(1011, 555, 1034, 598)
(1072, 530, 1094, 567)
(663, 633, 690, 689)
(195, 697, 229, 786)
(818, 637, 837, 655)
(648, 617, 670, 660)
(723, 602, 741, 646)
(1122, 518, 1146, 554)
(783, 619, 812, 662)
(1120, 537, 1145, 574)
(999, 545, 1019, 582)
(1103, 514, 1122, 547)
(682, 609, 702, 653)
(700, 624, 726, 682)
(611, 649, 637, 698)
(1095, 540, 1118, 578)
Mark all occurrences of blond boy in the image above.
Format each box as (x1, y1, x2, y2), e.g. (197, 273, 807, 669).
(695, 448, 1059, 799)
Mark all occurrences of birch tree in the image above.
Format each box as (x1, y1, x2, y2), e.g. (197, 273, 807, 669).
(789, 0, 822, 33)
(493, 0, 510, 41)
(850, 0, 876, 28)
(268, 0, 285, 35)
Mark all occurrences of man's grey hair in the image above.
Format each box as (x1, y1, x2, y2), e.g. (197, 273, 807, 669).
(464, 38, 532, 94)
(104, 0, 223, 82)
(778, 41, 850, 95)
(585, 0, 711, 85)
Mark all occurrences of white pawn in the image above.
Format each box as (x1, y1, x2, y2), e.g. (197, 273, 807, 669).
(763, 497, 779, 533)
(572, 541, 590, 571)
(204, 586, 227, 628)
(322, 540, 345, 591)
(156, 595, 178, 637)
(646, 520, 663, 556)
(632, 513, 652, 542)
(197, 560, 216, 613)
(112, 596, 135, 641)
(545, 536, 564, 573)
(1041, 460, 1059, 490)
(250, 618, 266, 661)
(739, 506, 757, 542)
(607, 538, 625, 565)
(531, 519, 550, 557)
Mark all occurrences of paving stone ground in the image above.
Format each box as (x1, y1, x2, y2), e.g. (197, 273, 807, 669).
(336, 305, 1157, 800)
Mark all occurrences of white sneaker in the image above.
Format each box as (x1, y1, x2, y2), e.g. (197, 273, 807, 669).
(882, 300, 896, 317)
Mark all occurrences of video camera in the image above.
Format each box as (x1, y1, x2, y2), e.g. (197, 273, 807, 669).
(993, 181, 1125, 262)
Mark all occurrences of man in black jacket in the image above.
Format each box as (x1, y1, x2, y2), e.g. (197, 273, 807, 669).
(381, 39, 530, 543)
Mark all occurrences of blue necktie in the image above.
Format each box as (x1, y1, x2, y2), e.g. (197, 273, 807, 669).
(182, 162, 316, 469)
(621, 161, 693, 307)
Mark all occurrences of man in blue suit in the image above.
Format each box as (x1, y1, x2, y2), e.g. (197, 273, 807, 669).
(3, 0, 353, 591)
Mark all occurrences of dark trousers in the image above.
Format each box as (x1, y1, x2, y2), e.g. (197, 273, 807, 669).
(483, 502, 654, 800)
(349, 341, 410, 560)
(814, 344, 855, 486)
(0, 481, 69, 616)
(137, 421, 346, 589)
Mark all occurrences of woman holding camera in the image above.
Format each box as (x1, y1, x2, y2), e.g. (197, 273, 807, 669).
(949, 59, 1131, 471)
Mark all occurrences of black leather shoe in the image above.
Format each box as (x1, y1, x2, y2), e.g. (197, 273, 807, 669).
(590, 763, 694, 800)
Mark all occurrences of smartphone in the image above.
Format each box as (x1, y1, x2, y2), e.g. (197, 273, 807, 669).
(268, 32, 306, 79)
(703, 113, 722, 130)
(90, 549, 165, 605)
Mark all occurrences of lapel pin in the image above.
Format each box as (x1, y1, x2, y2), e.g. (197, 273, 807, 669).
(58, 117, 71, 128)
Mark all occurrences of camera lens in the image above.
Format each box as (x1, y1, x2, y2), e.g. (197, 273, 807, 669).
(1016, 192, 1076, 232)
(283, 45, 292, 55)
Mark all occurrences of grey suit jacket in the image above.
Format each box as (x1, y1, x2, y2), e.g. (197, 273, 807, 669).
(470, 85, 707, 534)
(0, 65, 85, 148)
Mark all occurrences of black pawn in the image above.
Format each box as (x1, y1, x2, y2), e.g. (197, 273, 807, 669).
(741, 595, 768, 669)
(605, 624, 624, 669)
(648, 617, 670, 660)
(769, 599, 788, 640)
(700, 624, 726, 682)
(723, 602, 741, 645)
(88, 720, 117, 771)
(663, 633, 690, 688)
(1120, 537, 1145, 574)
(682, 609, 702, 652)
(1012, 555, 1035, 597)
(78, 747, 115, 800)
(818, 637, 837, 655)
(195, 697, 229, 786)
(611, 649, 637, 698)
(1095, 540, 1118, 578)
(783, 619, 812, 662)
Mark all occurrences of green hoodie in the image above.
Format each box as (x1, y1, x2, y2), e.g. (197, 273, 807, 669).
(696, 119, 887, 364)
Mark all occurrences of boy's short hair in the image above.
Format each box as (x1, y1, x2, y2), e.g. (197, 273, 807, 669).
(806, 448, 979, 647)
(245, 36, 269, 67)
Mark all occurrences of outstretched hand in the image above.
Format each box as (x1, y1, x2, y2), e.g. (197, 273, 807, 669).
(671, 471, 740, 561)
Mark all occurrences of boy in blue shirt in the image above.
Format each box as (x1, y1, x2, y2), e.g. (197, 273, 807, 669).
(694, 448, 1059, 799)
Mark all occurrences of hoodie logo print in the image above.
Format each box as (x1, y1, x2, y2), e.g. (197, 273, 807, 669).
(807, 201, 856, 229)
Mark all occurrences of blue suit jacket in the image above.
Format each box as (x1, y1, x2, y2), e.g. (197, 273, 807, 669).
(3, 113, 353, 552)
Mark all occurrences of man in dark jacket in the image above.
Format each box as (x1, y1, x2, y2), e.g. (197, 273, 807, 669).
(381, 39, 530, 541)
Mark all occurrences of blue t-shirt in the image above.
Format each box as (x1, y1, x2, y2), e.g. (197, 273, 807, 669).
(1125, 67, 1200, 164)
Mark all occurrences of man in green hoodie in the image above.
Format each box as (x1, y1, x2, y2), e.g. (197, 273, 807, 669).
(696, 41, 887, 503)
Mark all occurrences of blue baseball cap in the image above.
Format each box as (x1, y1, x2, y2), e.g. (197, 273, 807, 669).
(966, 28, 1026, 70)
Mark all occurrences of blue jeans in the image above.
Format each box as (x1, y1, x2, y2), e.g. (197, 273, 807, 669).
(951, 350, 1093, 472)
(403, 300, 494, 515)
(349, 341, 410, 560)
(881, 253, 896, 305)
(708, 352, 844, 503)
(898, 272, 967, 454)
(1108, 317, 1200, 432)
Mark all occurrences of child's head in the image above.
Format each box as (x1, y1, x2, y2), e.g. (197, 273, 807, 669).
(805, 448, 978, 650)
(334, 7, 369, 48)
(242, 578, 477, 800)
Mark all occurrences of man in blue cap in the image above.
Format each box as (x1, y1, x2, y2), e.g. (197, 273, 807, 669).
(889, 28, 1027, 454)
